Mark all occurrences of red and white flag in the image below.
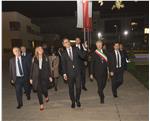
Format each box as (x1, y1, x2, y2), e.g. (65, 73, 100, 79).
(77, 0, 92, 30)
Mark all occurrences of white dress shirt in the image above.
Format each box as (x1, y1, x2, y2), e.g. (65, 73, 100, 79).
(115, 50, 122, 68)
(100, 49, 103, 53)
(22, 52, 26, 56)
(76, 44, 81, 50)
(67, 46, 73, 60)
(39, 57, 42, 69)
(16, 56, 24, 77)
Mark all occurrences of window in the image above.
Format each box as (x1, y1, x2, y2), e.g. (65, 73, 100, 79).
(11, 39, 22, 47)
(130, 18, 144, 32)
(26, 25, 32, 33)
(27, 25, 40, 35)
(9, 21, 21, 31)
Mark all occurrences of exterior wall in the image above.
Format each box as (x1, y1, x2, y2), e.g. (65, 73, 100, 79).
(2, 11, 42, 50)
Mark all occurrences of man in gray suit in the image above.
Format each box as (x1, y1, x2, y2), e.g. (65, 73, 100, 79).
(9, 47, 30, 109)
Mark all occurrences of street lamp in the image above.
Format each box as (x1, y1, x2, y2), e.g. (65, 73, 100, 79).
(123, 30, 129, 36)
(97, 32, 102, 39)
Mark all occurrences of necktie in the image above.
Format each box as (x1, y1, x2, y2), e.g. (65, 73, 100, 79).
(69, 48, 73, 60)
(17, 58, 23, 76)
(78, 45, 80, 50)
(117, 51, 120, 68)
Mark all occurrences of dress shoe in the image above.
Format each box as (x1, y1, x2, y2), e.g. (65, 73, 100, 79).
(113, 94, 118, 98)
(100, 99, 104, 104)
(16, 104, 23, 109)
(27, 95, 31, 100)
(40, 107, 44, 111)
(100, 95, 105, 104)
(54, 87, 58, 91)
(71, 102, 75, 108)
(76, 101, 81, 107)
(82, 87, 87, 91)
(40, 105, 44, 111)
(45, 97, 49, 103)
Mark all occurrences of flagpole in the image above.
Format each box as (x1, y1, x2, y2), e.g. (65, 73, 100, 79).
(87, 29, 90, 51)
(89, 31, 91, 49)
(84, 28, 86, 42)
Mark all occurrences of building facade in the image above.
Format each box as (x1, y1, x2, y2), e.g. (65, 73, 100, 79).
(2, 11, 42, 51)
(32, 11, 148, 50)
(92, 11, 148, 50)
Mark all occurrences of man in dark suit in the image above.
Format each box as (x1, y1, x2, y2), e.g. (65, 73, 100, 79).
(61, 38, 87, 108)
(119, 43, 129, 70)
(20, 46, 32, 100)
(9, 47, 30, 109)
(109, 42, 125, 98)
(75, 37, 87, 91)
(90, 40, 108, 104)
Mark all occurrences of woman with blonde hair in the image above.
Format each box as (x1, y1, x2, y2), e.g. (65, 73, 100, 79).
(30, 46, 52, 111)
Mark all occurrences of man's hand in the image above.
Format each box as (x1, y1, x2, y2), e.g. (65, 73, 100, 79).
(90, 74, 94, 80)
(82, 41, 88, 51)
(84, 41, 88, 48)
(10, 80, 14, 84)
(30, 79, 33, 84)
(49, 77, 53, 82)
(110, 72, 114, 76)
(51, 67, 54, 71)
(63, 74, 68, 81)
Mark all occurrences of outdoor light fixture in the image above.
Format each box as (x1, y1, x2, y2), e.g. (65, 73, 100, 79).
(144, 28, 149, 34)
(123, 30, 128, 36)
(131, 22, 138, 26)
(114, 24, 117, 28)
(98, 32, 102, 39)
(70, 40, 76, 43)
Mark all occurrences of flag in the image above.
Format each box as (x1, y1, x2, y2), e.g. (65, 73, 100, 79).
(83, 0, 89, 29)
(83, 0, 92, 31)
(77, 0, 83, 28)
(77, 0, 92, 30)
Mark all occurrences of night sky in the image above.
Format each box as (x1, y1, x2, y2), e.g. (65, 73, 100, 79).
(2, 1, 149, 18)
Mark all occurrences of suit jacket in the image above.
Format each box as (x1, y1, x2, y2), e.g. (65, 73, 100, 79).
(9, 56, 30, 83)
(30, 55, 51, 90)
(90, 50, 108, 78)
(61, 47, 87, 78)
(74, 44, 87, 69)
(109, 50, 126, 72)
(22, 53, 32, 74)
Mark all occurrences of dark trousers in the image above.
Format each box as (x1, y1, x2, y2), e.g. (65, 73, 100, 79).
(54, 77, 59, 89)
(95, 75, 107, 99)
(37, 71, 48, 105)
(80, 67, 86, 88)
(24, 82, 31, 96)
(68, 72, 81, 103)
(111, 68, 124, 96)
(15, 77, 28, 105)
(37, 84, 48, 105)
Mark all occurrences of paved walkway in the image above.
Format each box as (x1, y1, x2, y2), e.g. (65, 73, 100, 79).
(2, 64, 148, 121)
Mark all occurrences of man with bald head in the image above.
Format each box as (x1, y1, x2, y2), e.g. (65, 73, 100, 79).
(9, 47, 30, 109)
(90, 40, 109, 104)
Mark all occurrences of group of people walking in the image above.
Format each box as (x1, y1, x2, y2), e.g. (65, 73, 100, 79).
(9, 37, 128, 111)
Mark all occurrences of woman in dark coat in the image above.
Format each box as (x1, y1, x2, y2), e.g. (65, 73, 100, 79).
(30, 46, 52, 111)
